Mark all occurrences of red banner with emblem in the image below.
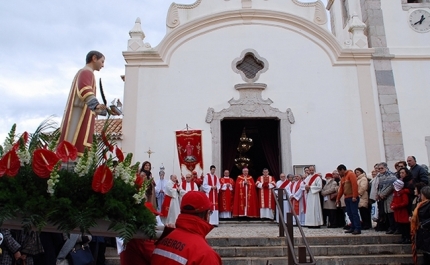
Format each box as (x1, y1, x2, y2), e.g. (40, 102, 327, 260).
(176, 130, 203, 172)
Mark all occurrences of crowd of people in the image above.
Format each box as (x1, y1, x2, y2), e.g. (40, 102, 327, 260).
(2, 156, 430, 265)
(149, 156, 430, 264)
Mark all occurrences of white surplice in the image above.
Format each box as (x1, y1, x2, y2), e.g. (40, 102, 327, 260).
(161, 180, 181, 226)
(288, 180, 306, 225)
(275, 180, 290, 223)
(304, 175, 324, 227)
(202, 173, 221, 225)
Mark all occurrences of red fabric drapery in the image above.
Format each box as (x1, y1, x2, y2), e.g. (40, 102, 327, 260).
(176, 130, 203, 172)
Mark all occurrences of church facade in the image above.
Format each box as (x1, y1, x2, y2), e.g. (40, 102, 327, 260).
(121, 0, 430, 177)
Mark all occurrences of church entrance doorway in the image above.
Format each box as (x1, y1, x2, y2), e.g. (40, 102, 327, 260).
(220, 118, 281, 181)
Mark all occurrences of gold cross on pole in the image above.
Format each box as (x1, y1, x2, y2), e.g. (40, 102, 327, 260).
(146, 148, 154, 158)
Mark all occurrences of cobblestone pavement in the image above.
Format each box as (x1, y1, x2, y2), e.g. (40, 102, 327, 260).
(207, 221, 382, 238)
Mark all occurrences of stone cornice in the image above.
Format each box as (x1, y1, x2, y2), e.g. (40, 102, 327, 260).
(401, 2, 430, 11)
(123, 9, 374, 66)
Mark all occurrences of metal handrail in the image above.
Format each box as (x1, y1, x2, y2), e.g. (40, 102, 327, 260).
(272, 188, 316, 265)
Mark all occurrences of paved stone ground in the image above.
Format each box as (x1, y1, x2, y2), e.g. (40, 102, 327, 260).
(208, 221, 382, 238)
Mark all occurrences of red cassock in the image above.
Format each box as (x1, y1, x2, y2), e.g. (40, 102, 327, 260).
(233, 175, 259, 218)
(256, 175, 276, 210)
(219, 177, 235, 212)
(206, 173, 219, 211)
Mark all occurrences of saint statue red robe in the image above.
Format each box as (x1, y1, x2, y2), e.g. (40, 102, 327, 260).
(233, 175, 259, 218)
(219, 177, 235, 218)
(60, 67, 99, 156)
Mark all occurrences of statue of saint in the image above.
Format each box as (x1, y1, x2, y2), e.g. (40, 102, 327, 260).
(59, 51, 107, 156)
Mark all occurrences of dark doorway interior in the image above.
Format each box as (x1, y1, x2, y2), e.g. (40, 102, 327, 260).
(221, 119, 281, 181)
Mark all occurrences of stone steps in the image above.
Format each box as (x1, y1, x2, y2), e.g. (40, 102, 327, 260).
(314, 254, 419, 265)
(208, 235, 421, 265)
(104, 233, 422, 265)
(213, 243, 412, 257)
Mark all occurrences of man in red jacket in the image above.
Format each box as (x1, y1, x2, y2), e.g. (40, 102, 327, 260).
(151, 191, 222, 265)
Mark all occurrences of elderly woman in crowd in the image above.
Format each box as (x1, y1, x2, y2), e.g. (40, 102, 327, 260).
(376, 162, 397, 234)
(320, 173, 338, 228)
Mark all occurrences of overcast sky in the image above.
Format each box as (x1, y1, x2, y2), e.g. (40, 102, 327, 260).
(0, 0, 322, 142)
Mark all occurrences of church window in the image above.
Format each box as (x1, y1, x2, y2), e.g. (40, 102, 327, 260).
(402, 0, 430, 10)
(236, 53, 265, 80)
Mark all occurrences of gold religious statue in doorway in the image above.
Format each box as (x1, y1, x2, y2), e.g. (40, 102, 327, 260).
(235, 128, 253, 169)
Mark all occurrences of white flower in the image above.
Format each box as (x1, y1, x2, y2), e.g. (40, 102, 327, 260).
(16, 149, 30, 166)
(47, 170, 60, 194)
(132, 194, 142, 204)
(3, 141, 13, 153)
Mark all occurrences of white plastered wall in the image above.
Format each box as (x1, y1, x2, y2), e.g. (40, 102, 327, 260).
(122, 22, 372, 176)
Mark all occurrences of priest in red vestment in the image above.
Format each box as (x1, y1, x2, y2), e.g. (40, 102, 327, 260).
(256, 168, 277, 219)
(219, 170, 235, 218)
(59, 51, 108, 156)
(202, 165, 220, 225)
(233, 168, 259, 218)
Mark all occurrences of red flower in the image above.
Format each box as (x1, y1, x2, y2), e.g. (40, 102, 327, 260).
(115, 146, 124, 163)
(101, 131, 114, 152)
(56, 141, 78, 162)
(0, 150, 21, 177)
(135, 174, 143, 189)
(92, 165, 114, 194)
(32, 149, 60, 178)
(12, 131, 29, 151)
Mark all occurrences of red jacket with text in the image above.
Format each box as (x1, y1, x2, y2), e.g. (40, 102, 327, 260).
(151, 213, 222, 265)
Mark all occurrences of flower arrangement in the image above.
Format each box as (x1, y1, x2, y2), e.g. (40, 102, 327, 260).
(0, 118, 156, 243)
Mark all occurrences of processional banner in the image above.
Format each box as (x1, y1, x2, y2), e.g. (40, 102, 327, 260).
(175, 130, 203, 173)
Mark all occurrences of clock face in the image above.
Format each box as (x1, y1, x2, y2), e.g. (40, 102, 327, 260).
(409, 9, 430, 33)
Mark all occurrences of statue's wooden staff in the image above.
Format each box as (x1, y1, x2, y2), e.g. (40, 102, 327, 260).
(99, 78, 122, 116)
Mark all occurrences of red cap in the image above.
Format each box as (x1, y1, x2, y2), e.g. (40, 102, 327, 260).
(180, 191, 213, 213)
(145, 202, 160, 216)
(192, 171, 197, 175)
(325, 173, 333, 178)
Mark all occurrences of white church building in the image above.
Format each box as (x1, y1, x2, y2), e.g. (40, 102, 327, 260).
(120, 0, 430, 178)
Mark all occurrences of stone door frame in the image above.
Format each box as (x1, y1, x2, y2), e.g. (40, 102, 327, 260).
(205, 83, 295, 176)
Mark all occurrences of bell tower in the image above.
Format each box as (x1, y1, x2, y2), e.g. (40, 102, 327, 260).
(328, 0, 430, 167)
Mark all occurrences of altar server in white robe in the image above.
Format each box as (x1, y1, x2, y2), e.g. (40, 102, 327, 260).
(202, 165, 221, 225)
(304, 166, 324, 228)
(160, 174, 182, 225)
(289, 174, 306, 225)
(275, 173, 291, 223)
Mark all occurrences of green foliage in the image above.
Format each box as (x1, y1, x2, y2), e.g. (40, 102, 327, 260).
(5, 123, 17, 146)
(0, 119, 156, 242)
(28, 116, 59, 153)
